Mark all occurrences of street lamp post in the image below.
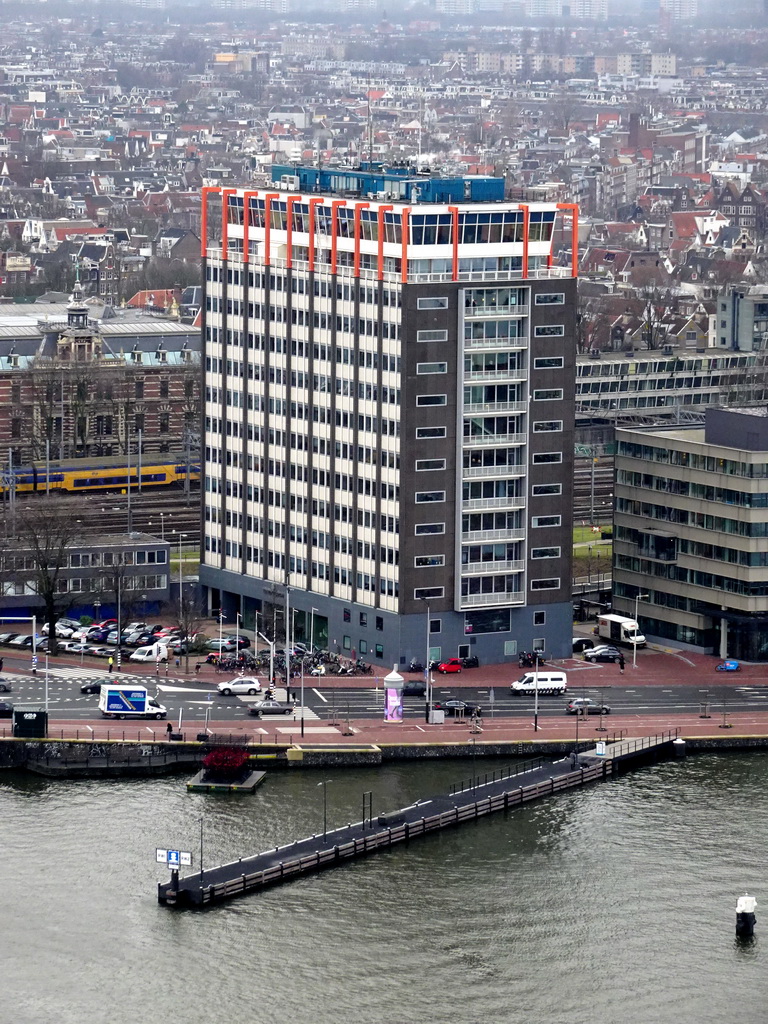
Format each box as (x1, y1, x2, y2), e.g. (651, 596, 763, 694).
(258, 631, 275, 690)
(178, 533, 187, 598)
(633, 591, 649, 670)
(317, 779, 332, 842)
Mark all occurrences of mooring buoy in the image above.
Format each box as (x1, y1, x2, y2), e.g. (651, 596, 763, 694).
(736, 893, 757, 938)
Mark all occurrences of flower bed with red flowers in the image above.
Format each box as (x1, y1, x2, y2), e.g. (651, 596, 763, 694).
(201, 747, 250, 782)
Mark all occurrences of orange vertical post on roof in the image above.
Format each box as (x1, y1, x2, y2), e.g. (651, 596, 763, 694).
(308, 197, 323, 273)
(377, 205, 392, 281)
(285, 194, 302, 270)
(220, 188, 237, 260)
(353, 202, 370, 278)
(401, 207, 410, 284)
(263, 192, 279, 268)
(520, 204, 530, 279)
(200, 186, 222, 258)
(242, 190, 258, 263)
(330, 199, 346, 275)
(448, 205, 459, 281)
(557, 202, 579, 278)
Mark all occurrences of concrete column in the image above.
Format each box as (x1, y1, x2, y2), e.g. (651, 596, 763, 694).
(719, 612, 728, 660)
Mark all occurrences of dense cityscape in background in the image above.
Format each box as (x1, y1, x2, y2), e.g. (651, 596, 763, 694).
(2, 0, 768, 662)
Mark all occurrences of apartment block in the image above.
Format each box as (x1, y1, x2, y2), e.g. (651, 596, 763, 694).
(614, 408, 768, 660)
(199, 168, 578, 667)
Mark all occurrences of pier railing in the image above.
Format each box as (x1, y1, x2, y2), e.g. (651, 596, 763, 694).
(449, 757, 544, 795)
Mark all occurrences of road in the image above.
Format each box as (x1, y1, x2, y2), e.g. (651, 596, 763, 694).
(4, 672, 767, 724)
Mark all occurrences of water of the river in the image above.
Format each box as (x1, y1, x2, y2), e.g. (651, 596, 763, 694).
(2, 752, 766, 1024)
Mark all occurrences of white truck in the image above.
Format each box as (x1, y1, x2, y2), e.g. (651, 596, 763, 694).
(596, 614, 646, 648)
(98, 684, 167, 720)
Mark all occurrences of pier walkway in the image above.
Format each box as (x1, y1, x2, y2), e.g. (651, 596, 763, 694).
(158, 730, 676, 908)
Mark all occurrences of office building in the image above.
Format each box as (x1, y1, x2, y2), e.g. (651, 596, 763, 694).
(614, 407, 768, 659)
(199, 166, 578, 666)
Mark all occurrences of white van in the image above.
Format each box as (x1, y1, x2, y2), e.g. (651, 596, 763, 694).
(510, 671, 567, 696)
(130, 643, 168, 663)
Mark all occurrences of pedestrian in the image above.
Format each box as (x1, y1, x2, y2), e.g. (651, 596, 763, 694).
(166, 722, 173, 739)
(0, 656, 4, 673)
(108, 656, 113, 674)
(619, 653, 625, 674)
(195, 662, 201, 675)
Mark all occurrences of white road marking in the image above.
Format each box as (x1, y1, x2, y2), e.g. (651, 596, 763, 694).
(313, 688, 328, 702)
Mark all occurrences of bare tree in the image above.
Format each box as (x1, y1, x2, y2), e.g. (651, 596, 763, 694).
(166, 592, 207, 674)
(15, 501, 79, 655)
(638, 285, 671, 351)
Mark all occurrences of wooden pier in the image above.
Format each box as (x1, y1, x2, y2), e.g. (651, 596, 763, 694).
(158, 731, 677, 908)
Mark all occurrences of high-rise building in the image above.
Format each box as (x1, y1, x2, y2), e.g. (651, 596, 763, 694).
(200, 167, 579, 667)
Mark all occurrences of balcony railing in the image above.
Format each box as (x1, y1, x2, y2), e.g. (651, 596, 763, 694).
(462, 496, 526, 511)
(463, 336, 529, 351)
(462, 465, 525, 479)
(462, 559, 525, 575)
(463, 369, 527, 384)
(459, 590, 525, 608)
(463, 401, 527, 415)
(462, 528, 526, 543)
(464, 304, 529, 319)
(463, 432, 526, 448)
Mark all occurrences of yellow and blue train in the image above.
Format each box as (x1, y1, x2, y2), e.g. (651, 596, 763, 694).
(6, 455, 200, 494)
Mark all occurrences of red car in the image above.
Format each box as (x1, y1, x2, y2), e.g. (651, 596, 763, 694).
(437, 658, 463, 674)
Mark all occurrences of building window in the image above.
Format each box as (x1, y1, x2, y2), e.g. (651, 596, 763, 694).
(535, 293, 565, 305)
(532, 452, 562, 464)
(415, 523, 445, 535)
(135, 380, 144, 399)
(533, 389, 563, 401)
(11, 383, 20, 404)
(417, 329, 448, 342)
(134, 414, 144, 433)
(429, 618, 441, 634)
(415, 554, 445, 567)
(532, 483, 562, 496)
(533, 356, 564, 369)
(534, 325, 564, 337)
(416, 426, 446, 439)
(359, 612, 367, 627)
(159, 413, 170, 433)
(417, 297, 448, 309)
(375, 616, 384, 632)
(375, 643, 384, 658)
(11, 418, 21, 438)
(504, 640, 518, 656)
(416, 459, 446, 471)
(533, 611, 546, 626)
(531, 547, 561, 558)
(414, 587, 444, 600)
(159, 378, 169, 398)
(417, 394, 447, 407)
(531, 578, 560, 590)
(343, 608, 351, 622)
(359, 639, 368, 654)
(343, 635, 351, 650)
(532, 515, 561, 527)
(416, 362, 447, 374)
(533, 421, 563, 432)
(415, 491, 445, 503)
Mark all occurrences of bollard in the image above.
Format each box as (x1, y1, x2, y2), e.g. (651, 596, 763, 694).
(736, 893, 757, 937)
(673, 738, 686, 758)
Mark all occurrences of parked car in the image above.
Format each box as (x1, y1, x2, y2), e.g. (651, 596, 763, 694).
(435, 698, 482, 717)
(217, 677, 262, 696)
(566, 698, 610, 715)
(248, 699, 294, 716)
(584, 645, 622, 664)
(0, 632, 19, 645)
(437, 658, 463, 674)
(206, 637, 239, 652)
(80, 682, 102, 695)
(60, 641, 91, 654)
(0, 680, 11, 693)
(8, 635, 30, 648)
(97, 618, 117, 628)
(0, 701, 13, 718)
(88, 646, 116, 659)
(402, 680, 427, 697)
(572, 637, 594, 653)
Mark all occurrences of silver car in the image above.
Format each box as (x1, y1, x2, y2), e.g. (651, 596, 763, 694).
(217, 677, 262, 696)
